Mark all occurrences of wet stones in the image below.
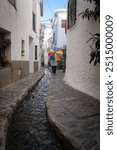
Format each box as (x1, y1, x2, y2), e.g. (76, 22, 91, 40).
(6, 69, 63, 150)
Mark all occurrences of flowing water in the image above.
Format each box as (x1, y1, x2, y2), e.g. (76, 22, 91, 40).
(6, 69, 64, 150)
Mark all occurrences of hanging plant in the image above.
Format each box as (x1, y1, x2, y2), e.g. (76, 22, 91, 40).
(78, 0, 100, 66)
(78, 0, 100, 21)
(88, 33, 100, 66)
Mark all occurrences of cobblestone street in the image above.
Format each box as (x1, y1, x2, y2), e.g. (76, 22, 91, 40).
(0, 68, 100, 150)
(6, 69, 64, 150)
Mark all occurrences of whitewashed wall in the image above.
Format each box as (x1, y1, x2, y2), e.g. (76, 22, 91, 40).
(64, 0, 100, 99)
(56, 12, 67, 48)
(0, 0, 41, 72)
(52, 8, 67, 49)
(43, 24, 52, 65)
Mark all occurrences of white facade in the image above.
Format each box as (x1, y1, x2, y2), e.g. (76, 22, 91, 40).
(52, 8, 67, 49)
(64, 0, 100, 99)
(0, 0, 43, 88)
(41, 23, 52, 65)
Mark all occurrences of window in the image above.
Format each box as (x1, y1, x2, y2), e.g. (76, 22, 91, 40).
(52, 33, 56, 45)
(61, 20, 66, 28)
(8, 0, 16, 8)
(21, 40, 25, 56)
(32, 0, 37, 32)
(33, 12, 36, 32)
(68, 0, 77, 29)
(35, 46, 37, 60)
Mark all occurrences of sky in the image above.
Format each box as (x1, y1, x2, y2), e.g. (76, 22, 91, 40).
(41, 0, 67, 23)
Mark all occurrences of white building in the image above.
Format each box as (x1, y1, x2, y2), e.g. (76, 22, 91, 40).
(40, 23, 52, 66)
(52, 8, 67, 49)
(0, 0, 43, 88)
(64, 0, 100, 99)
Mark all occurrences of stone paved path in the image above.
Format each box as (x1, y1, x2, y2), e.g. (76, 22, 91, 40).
(0, 68, 100, 150)
(0, 69, 45, 150)
(6, 69, 64, 150)
(46, 70, 100, 150)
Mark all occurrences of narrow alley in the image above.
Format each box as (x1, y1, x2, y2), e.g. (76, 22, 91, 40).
(0, 0, 100, 150)
(0, 67, 100, 150)
(6, 69, 64, 150)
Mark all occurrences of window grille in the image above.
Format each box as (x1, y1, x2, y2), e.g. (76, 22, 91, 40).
(68, 0, 77, 29)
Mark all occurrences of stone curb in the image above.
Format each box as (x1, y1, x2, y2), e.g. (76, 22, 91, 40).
(46, 72, 100, 150)
(46, 102, 81, 150)
(0, 69, 45, 150)
(46, 97, 100, 150)
(46, 108, 78, 150)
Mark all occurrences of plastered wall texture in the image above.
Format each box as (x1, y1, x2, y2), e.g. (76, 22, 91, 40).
(0, 0, 41, 88)
(64, 0, 100, 99)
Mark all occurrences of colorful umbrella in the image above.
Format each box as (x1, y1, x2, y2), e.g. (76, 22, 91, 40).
(48, 48, 63, 61)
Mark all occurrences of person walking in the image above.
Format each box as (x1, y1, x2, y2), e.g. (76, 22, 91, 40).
(50, 60, 58, 74)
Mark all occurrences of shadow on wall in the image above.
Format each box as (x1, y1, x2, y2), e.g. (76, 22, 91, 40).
(0, 66, 12, 89)
(0, 61, 29, 89)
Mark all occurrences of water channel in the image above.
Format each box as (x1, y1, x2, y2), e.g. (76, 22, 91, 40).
(6, 69, 65, 150)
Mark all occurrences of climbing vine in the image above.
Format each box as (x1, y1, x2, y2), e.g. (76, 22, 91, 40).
(79, 0, 100, 66)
